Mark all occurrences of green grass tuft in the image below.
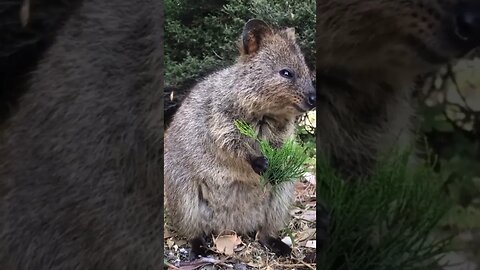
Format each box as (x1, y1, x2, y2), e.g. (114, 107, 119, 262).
(317, 149, 453, 269)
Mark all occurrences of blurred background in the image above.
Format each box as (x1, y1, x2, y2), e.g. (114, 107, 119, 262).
(418, 58, 480, 267)
(1, 0, 478, 268)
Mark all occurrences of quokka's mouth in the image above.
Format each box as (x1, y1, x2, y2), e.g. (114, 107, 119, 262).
(294, 103, 315, 113)
(294, 104, 308, 112)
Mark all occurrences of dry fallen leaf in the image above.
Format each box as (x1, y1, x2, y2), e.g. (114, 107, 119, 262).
(294, 180, 317, 203)
(247, 262, 260, 268)
(305, 240, 316, 249)
(164, 228, 172, 238)
(175, 239, 187, 247)
(295, 228, 316, 242)
(303, 172, 316, 185)
(300, 210, 316, 222)
(294, 181, 308, 193)
(166, 238, 175, 248)
(213, 231, 242, 255)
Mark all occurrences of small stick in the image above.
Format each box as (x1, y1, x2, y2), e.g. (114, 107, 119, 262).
(164, 260, 180, 270)
(273, 262, 316, 269)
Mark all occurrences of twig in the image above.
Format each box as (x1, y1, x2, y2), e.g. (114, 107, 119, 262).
(293, 257, 316, 270)
(164, 260, 181, 270)
(273, 262, 316, 269)
(212, 50, 224, 60)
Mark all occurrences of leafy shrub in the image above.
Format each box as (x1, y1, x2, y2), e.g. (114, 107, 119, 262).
(164, 0, 315, 86)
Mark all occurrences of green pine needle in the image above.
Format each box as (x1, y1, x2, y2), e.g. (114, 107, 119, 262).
(235, 119, 258, 139)
(234, 120, 309, 186)
(317, 148, 453, 269)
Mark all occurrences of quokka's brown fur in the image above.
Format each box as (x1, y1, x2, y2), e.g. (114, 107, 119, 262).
(316, 0, 480, 178)
(164, 19, 315, 257)
(0, 0, 163, 269)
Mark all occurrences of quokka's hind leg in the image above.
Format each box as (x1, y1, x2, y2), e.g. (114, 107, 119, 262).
(257, 181, 295, 257)
(189, 234, 211, 260)
(258, 233, 292, 257)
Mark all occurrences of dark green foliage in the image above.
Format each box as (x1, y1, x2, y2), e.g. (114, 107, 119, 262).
(317, 149, 453, 269)
(234, 120, 309, 187)
(164, 0, 315, 86)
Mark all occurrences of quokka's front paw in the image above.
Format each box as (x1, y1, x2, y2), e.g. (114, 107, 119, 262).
(250, 155, 269, 175)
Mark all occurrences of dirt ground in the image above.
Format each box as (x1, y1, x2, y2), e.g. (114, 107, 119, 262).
(163, 172, 317, 270)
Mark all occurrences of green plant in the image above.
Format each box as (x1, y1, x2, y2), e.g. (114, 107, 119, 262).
(317, 149, 453, 269)
(234, 120, 309, 186)
(164, 0, 315, 86)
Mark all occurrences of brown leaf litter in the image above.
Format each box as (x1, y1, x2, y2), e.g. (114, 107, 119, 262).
(164, 172, 317, 269)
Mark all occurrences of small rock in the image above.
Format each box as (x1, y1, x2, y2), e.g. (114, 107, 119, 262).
(281, 236, 292, 246)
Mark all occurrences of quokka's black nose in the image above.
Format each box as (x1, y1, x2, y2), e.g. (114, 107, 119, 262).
(306, 92, 316, 109)
(454, 3, 480, 46)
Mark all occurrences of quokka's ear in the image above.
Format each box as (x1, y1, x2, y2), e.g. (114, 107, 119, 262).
(240, 19, 273, 55)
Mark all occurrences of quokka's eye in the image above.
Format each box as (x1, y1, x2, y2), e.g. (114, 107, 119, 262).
(279, 69, 294, 79)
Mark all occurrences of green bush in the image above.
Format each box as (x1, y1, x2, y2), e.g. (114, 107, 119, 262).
(165, 0, 315, 86)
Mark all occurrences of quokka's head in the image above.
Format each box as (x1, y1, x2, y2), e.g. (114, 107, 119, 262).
(234, 19, 315, 118)
(317, 0, 480, 75)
